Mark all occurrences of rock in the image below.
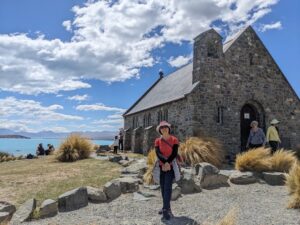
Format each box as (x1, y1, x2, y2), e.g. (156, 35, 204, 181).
(58, 187, 88, 212)
(0, 212, 10, 224)
(118, 160, 131, 167)
(195, 163, 229, 189)
(0, 201, 16, 217)
(40, 199, 57, 218)
(119, 174, 140, 179)
(177, 168, 201, 194)
(121, 159, 147, 178)
(171, 184, 181, 201)
(87, 186, 107, 203)
(133, 192, 151, 201)
(219, 169, 236, 177)
(11, 198, 36, 223)
(229, 171, 257, 185)
(195, 162, 219, 175)
(262, 172, 286, 186)
(103, 180, 122, 200)
(96, 145, 111, 153)
(109, 155, 123, 163)
(144, 184, 160, 190)
(114, 177, 140, 193)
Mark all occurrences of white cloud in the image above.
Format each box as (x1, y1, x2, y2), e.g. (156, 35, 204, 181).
(259, 21, 282, 32)
(76, 103, 125, 112)
(62, 20, 72, 32)
(0, 0, 279, 94)
(168, 55, 192, 68)
(92, 118, 123, 125)
(0, 97, 82, 121)
(67, 94, 89, 101)
(107, 114, 123, 119)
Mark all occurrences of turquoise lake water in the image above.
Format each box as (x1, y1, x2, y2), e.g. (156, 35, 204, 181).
(0, 138, 113, 156)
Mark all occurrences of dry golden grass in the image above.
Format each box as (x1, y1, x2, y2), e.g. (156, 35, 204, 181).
(0, 155, 120, 207)
(235, 147, 272, 172)
(0, 151, 18, 163)
(56, 134, 93, 162)
(286, 163, 300, 209)
(143, 149, 157, 185)
(270, 149, 298, 172)
(203, 208, 237, 225)
(179, 137, 224, 167)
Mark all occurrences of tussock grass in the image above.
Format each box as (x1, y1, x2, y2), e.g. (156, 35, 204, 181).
(270, 149, 298, 172)
(143, 149, 156, 185)
(235, 147, 272, 172)
(203, 208, 237, 225)
(56, 134, 93, 162)
(179, 137, 224, 167)
(286, 163, 300, 209)
(0, 151, 18, 163)
(235, 147, 298, 173)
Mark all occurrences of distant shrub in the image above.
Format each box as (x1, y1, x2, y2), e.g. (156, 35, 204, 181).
(235, 147, 272, 172)
(56, 135, 93, 162)
(93, 144, 100, 151)
(179, 136, 224, 167)
(0, 151, 9, 158)
(270, 149, 298, 173)
(286, 163, 300, 209)
(143, 149, 157, 185)
(0, 151, 18, 163)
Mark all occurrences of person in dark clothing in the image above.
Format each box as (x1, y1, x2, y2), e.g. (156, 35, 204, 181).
(155, 121, 179, 221)
(36, 143, 45, 156)
(113, 136, 119, 154)
(118, 129, 124, 151)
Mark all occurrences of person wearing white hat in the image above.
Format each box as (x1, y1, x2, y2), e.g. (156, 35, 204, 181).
(266, 119, 281, 153)
(154, 121, 179, 221)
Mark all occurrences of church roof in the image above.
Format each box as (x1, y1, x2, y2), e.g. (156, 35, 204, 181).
(124, 63, 198, 116)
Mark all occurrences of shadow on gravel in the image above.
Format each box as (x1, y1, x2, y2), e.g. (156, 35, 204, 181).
(161, 216, 199, 225)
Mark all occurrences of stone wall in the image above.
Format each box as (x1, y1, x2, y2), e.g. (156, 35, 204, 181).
(191, 26, 300, 157)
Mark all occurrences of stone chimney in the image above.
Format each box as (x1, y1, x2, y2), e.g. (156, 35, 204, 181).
(159, 69, 164, 79)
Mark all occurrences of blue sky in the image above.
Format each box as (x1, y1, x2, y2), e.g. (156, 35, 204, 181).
(0, 0, 299, 133)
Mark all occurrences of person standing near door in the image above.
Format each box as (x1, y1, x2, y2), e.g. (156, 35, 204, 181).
(267, 119, 281, 153)
(246, 120, 266, 149)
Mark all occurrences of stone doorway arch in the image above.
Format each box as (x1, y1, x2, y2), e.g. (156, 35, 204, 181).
(240, 100, 265, 152)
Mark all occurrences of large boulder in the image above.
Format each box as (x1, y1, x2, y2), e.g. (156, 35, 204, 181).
(114, 177, 140, 193)
(177, 168, 201, 194)
(121, 159, 147, 178)
(262, 172, 286, 186)
(58, 187, 88, 212)
(171, 184, 181, 201)
(40, 199, 58, 218)
(196, 163, 229, 189)
(11, 198, 36, 224)
(103, 180, 122, 201)
(87, 186, 107, 203)
(229, 171, 257, 185)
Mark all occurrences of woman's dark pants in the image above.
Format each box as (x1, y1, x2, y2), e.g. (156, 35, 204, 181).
(269, 141, 279, 153)
(249, 143, 263, 149)
(160, 168, 174, 210)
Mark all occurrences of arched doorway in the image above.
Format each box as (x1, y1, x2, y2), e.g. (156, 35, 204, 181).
(240, 104, 259, 152)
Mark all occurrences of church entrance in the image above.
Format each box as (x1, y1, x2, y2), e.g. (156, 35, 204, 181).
(240, 104, 261, 152)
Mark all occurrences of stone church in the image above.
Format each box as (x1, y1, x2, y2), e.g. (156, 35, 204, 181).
(122, 26, 300, 158)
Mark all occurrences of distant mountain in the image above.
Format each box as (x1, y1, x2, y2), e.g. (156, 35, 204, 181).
(0, 135, 30, 139)
(0, 129, 117, 140)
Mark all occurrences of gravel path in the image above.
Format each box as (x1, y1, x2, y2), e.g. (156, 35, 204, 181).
(24, 182, 300, 225)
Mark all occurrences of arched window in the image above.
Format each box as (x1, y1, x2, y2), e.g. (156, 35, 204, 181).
(157, 110, 163, 123)
(163, 109, 168, 121)
(217, 106, 224, 125)
(147, 113, 151, 126)
(143, 114, 146, 127)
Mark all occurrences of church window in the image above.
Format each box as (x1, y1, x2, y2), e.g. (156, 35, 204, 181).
(207, 42, 218, 58)
(163, 109, 168, 121)
(249, 53, 254, 65)
(147, 113, 151, 126)
(157, 110, 163, 123)
(217, 107, 224, 125)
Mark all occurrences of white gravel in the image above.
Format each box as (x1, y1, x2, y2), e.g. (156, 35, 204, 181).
(24, 182, 300, 225)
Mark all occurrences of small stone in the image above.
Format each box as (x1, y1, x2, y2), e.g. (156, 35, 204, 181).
(109, 155, 123, 163)
(87, 186, 107, 203)
(103, 180, 122, 200)
(0, 212, 10, 224)
(40, 199, 58, 218)
(171, 184, 181, 201)
(262, 172, 286, 186)
(11, 198, 36, 223)
(114, 177, 140, 193)
(229, 171, 257, 185)
(58, 187, 88, 212)
(133, 192, 150, 201)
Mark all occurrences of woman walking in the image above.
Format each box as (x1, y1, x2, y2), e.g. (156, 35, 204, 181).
(246, 120, 266, 149)
(267, 119, 281, 153)
(154, 121, 180, 220)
